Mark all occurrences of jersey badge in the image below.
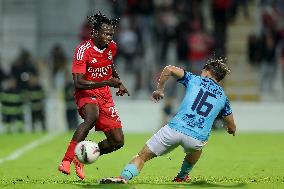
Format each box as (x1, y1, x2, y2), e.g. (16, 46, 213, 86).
(107, 50, 113, 60)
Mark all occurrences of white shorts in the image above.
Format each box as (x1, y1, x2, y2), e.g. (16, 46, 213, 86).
(146, 125, 207, 156)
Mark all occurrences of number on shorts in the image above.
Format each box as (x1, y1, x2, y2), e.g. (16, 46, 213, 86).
(109, 106, 120, 121)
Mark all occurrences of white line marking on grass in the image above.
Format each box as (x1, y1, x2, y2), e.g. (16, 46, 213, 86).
(0, 133, 61, 165)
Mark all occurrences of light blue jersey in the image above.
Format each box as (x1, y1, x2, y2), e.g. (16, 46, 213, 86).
(168, 71, 232, 141)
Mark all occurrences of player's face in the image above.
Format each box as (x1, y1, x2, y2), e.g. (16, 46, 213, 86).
(97, 24, 114, 48)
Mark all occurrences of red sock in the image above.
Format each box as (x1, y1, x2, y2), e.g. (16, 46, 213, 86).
(62, 140, 77, 162)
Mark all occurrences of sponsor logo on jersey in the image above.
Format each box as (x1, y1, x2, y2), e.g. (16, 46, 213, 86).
(87, 65, 112, 78)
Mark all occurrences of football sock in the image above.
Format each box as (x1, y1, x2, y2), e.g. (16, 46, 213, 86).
(62, 140, 77, 162)
(120, 164, 139, 181)
(176, 160, 194, 179)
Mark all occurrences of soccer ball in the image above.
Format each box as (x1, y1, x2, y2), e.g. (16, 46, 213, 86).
(75, 140, 100, 164)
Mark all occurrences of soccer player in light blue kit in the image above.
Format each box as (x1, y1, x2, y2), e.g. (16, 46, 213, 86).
(101, 58, 237, 184)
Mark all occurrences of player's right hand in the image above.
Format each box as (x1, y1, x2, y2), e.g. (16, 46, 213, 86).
(107, 78, 122, 88)
(152, 90, 164, 102)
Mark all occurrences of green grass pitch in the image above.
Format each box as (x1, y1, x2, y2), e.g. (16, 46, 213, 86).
(0, 131, 283, 189)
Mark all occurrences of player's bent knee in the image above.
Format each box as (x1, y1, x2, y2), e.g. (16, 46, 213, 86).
(113, 140, 124, 150)
(107, 137, 124, 150)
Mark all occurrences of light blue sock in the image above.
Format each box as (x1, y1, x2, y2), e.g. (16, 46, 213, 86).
(120, 164, 139, 181)
(176, 160, 194, 179)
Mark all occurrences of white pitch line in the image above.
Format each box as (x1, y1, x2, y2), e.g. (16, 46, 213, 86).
(0, 133, 61, 165)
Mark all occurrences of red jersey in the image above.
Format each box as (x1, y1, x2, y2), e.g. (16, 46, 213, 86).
(72, 39, 117, 100)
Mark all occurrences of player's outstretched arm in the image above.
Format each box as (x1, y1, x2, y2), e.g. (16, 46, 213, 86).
(73, 73, 121, 89)
(157, 65, 184, 91)
(223, 114, 236, 136)
(152, 66, 184, 102)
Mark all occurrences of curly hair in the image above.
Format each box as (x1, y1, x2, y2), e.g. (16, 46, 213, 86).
(203, 57, 231, 82)
(87, 11, 119, 36)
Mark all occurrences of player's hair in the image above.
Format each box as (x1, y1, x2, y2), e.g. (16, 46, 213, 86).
(203, 57, 231, 82)
(87, 11, 119, 35)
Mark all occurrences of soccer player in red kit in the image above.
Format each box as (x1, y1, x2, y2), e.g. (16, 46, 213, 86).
(58, 12, 130, 180)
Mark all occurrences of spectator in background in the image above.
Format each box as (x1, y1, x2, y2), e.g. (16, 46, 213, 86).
(261, 1, 284, 96)
(176, 19, 190, 67)
(27, 74, 46, 132)
(229, 0, 249, 22)
(0, 77, 25, 133)
(260, 28, 279, 93)
(117, 14, 145, 97)
(125, 0, 155, 95)
(10, 49, 38, 90)
(64, 79, 78, 130)
(79, 20, 92, 42)
(49, 44, 68, 89)
(0, 59, 6, 85)
(154, 5, 178, 68)
(281, 42, 284, 97)
(175, 0, 213, 74)
(111, 0, 127, 17)
(186, 20, 214, 75)
(127, 0, 155, 51)
(248, 34, 263, 67)
(117, 15, 139, 73)
(211, 0, 232, 57)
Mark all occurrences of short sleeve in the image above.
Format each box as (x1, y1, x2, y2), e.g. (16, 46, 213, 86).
(177, 71, 193, 87)
(72, 42, 91, 74)
(220, 98, 232, 116)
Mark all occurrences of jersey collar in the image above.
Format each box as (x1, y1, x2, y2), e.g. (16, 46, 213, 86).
(89, 39, 106, 53)
(93, 45, 106, 53)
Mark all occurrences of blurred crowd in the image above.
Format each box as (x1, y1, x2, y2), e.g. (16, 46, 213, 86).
(110, 0, 243, 127)
(0, 0, 283, 133)
(0, 45, 78, 133)
(248, 0, 284, 94)
(108, 0, 284, 125)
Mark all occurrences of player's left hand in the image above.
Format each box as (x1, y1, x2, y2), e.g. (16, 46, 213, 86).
(226, 125, 236, 136)
(152, 90, 164, 102)
(116, 84, 130, 96)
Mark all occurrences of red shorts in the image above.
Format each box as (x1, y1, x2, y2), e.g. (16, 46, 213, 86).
(75, 94, 122, 132)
